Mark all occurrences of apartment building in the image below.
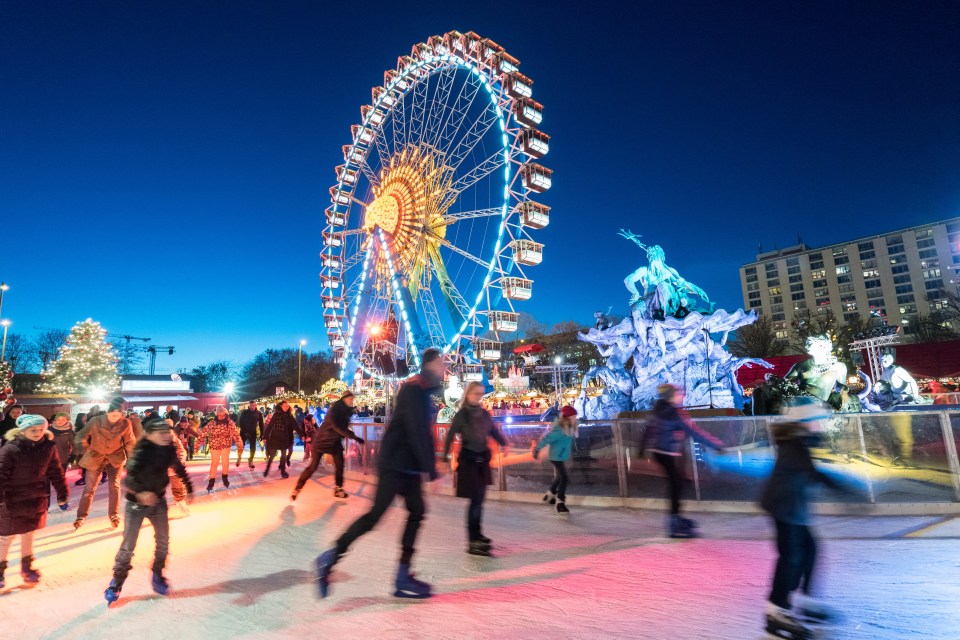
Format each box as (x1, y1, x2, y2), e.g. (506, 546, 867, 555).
(739, 217, 960, 338)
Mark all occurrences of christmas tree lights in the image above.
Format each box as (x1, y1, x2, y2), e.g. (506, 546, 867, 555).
(40, 318, 120, 394)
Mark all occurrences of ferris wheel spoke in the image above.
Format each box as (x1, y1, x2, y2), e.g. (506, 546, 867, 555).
(408, 73, 430, 145)
(428, 245, 470, 326)
(357, 156, 381, 188)
(435, 73, 483, 163)
(422, 65, 458, 149)
(427, 231, 492, 271)
(436, 207, 502, 226)
(416, 284, 447, 349)
(436, 151, 506, 214)
(392, 92, 407, 150)
(443, 103, 500, 174)
(371, 125, 391, 173)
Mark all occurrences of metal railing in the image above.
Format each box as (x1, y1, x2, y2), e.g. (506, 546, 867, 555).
(342, 410, 960, 506)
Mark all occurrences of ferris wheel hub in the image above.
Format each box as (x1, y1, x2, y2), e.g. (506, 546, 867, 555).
(364, 193, 401, 235)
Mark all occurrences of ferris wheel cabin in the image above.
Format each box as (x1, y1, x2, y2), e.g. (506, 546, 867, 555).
(511, 240, 544, 266)
(505, 72, 533, 99)
(501, 277, 533, 300)
(522, 164, 553, 192)
(520, 130, 550, 159)
(473, 339, 504, 361)
(323, 230, 343, 248)
(514, 98, 544, 128)
(516, 201, 550, 229)
(488, 311, 519, 333)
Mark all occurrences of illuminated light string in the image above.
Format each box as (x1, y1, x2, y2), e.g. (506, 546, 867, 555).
(328, 44, 534, 367)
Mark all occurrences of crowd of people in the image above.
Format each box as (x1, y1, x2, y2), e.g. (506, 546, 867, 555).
(0, 348, 845, 637)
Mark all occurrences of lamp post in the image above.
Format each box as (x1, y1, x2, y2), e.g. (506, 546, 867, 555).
(298, 339, 307, 393)
(1, 319, 10, 361)
(224, 381, 235, 410)
(554, 356, 563, 404)
(0, 282, 8, 322)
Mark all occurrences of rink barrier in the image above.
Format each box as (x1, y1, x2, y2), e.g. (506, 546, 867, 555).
(341, 411, 960, 516)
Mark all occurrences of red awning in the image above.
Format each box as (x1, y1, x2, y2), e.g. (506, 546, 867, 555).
(856, 340, 960, 379)
(513, 343, 545, 355)
(736, 354, 810, 388)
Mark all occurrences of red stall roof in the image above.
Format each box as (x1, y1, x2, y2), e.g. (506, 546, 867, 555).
(858, 340, 960, 379)
(513, 343, 545, 354)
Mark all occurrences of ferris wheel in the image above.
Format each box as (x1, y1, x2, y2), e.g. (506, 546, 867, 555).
(321, 31, 551, 384)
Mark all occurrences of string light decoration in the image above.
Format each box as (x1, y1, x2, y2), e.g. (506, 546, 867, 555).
(40, 318, 120, 394)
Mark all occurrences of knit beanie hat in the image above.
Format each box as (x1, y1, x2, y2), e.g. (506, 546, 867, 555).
(107, 395, 126, 412)
(16, 414, 48, 431)
(560, 405, 578, 418)
(143, 416, 169, 433)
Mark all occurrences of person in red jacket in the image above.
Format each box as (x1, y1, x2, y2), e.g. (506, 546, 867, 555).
(200, 407, 241, 492)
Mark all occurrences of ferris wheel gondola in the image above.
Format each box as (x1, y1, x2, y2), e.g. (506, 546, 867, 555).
(320, 31, 551, 384)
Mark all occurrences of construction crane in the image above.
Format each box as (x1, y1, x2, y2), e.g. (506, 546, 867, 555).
(145, 346, 176, 375)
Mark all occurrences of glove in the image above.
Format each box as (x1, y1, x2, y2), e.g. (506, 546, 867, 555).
(58, 502, 69, 511)
(355, 437, 365, 445)
(532, 449, 539, 460)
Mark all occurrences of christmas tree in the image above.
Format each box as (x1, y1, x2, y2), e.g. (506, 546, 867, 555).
(41, 319, 120, 393)
(0, 359, 14, 411)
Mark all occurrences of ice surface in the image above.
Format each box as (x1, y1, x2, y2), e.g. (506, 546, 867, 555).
(1, 456, 957, 640)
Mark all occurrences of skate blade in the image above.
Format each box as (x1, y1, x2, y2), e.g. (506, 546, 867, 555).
(393, 589, 432, 599)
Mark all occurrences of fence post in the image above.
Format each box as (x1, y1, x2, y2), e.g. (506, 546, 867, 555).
(937, 411, 960, 502)
(689, 438, 702, 502)
(497, 443, 506, 492)
(612, 420, 628, 498)
(854, 416, 875, 504)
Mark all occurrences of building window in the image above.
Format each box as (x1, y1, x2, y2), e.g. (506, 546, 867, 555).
(775, 330, 789, 339)
(925, 279, 944, 290)
(788, 274, 803, 283)
(861, 259, 878, 270)
(772, 313, 785, 321)
(747, 282, 760, 292)
(792, 292, 805, 301)
(816, 305, 831, 314)
(745, 266, 757, 275)
(893, 274, 912, 285)
(900, 304, 918, 315)
(746, 273, 758, 283)
(890, 254, 908, 265)
(864, 279, 882, 289)
(768, 287, 781, 296)
(770, 303, 784, 313)
(786, 256, 800, 266)
(891, 264, 909, 274)
(767, 278, 780, 287)
(794, 300, 807, 310)
(749, 299, 762, 309)
(813, 279, 827, 288)
(837, 275, 852, 284)
(810, 269, 826, 279)
(924, 268, 942, 279)
(921, 258, 940, 269)
(815, 288, 829, 298)
(843, 312, 860, 323)
(765, 262, 778, 273)
(915, 228, 933, 239)
(835, 265, 850, 275)
(858, 241, 874, 251)
(895, 284, 913, 295)
(809, 260, 824, 270)
(787, 266, 801, 276)
(770, 295, 783, 304)
(790, 283, 805, 293)
(896, 293, 915, 304)
(816, 297, 830, 307)
(863, 269, 880, 278)
(834, 255, 850, 266)
(917, 237, 936, 249)
(838, 283, 855, 294)
(748, 291, 760, 300)
(919, 248, 937, 259)
(832, 246, 847, 257)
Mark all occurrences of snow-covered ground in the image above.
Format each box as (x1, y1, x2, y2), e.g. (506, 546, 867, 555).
(2, 455, 958, 640)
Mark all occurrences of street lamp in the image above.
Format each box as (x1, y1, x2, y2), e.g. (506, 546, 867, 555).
(0, 282, 8, 322)
(1, 319, 10, 361)
(553, 356, 563, 403)
(224, 381, 235, 409)
(298, 339, 307, 392)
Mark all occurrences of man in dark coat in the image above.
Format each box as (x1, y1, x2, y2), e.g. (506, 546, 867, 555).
(262, 401, 303, 479)
(236, 401, 264, 469)
(291, 390, 364, 501)
(0, 414, 68, 587)
(316, 348, 443, 599)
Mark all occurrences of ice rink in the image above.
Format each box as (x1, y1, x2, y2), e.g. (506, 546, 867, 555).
(2, 456, 957, 640)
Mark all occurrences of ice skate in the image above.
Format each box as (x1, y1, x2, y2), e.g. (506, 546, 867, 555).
(468, 540, 493, 557)
(542, 490, 557, 505)
(680, 516, 698, 530)
(151, 570, 170, 596)
(104, 577, 124, 606)
(222, 474, 230, 489)
(290, 487, 301, 501)
(206, 478, 216, 493)
(556, 501, 570, 516)
(668, 514, 696, 539)
(248, 461, 255, 470)
(175, 500, 190, 516)
(73, 517, 85, 531)
(765, 603, 813, 639)
(333, 486, 348, 500)
(20, 555, 41, 584)
(280, 471, 290, 479)
(235, 459, 240, 468)
(109, 515, 121, 529)
(315, 547, 338, 598)
(394, 563, 432, 598)
(0, 560, 6, 589)
(794, 593, 841, 624)
(476, 533, 492, 545)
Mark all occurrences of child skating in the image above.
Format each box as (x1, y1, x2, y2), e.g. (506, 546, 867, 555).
(104, 417, 193, 605)
(0, 415, 68, 589)
(532, 405, 578, 515)
(761, 397, 847, 639)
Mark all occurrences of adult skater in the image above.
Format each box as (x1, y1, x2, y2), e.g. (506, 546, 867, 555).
(315, 347, 444, 599)
(532, 405, 578, 515)
(200, 407, 241, 491)
(236, 401, 264, 468)
(0, 415, 68, 588)
(73, 396, 139, 531)
(641, 383, 724, 538)
(262, 400, 303, 479)
(292, 389, 364, 501)
(443, 381, 507, 556)
(761, 397, 847, 639)
(104, 417, 193, 604)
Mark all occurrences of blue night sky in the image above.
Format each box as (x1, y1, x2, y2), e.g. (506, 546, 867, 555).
(1, 1, 958, 372)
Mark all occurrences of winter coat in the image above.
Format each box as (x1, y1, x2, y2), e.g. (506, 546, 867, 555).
(124, 439, 192, 502)
(0, 415, 19, 446)
(0, 433, 68, 535)
(443, 404, 506, 457)
(49, 425, 75, 466)
(263, 406, 303, 450)
(379, 373, 440, 476)
(534, 421, 575, 462)
(760, 422, 841, 525)
(642, 399, 724, 457)
(237, 408, 264, 437)
(445, 404, 506, 499)
(168, 435, 188, 478)
(313, 399, 360, 451)
(74, 413, 138, 470)
(202, 418, 241, 450)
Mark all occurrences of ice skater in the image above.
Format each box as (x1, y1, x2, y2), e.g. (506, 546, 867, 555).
(262, 400, 303, 479)
(532, 405, 578, 515)
(443, 381, 507, 556)
(315, 347, 444, 599)
(641, 383, 724, 538)
(236, 401, 264, 468)
(200, 406, 241, 491)
(292, 389, 364, 501)
(0, 415, 68, 589)
(761, 397, 846, 639)
(104, 417, 194, 605)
